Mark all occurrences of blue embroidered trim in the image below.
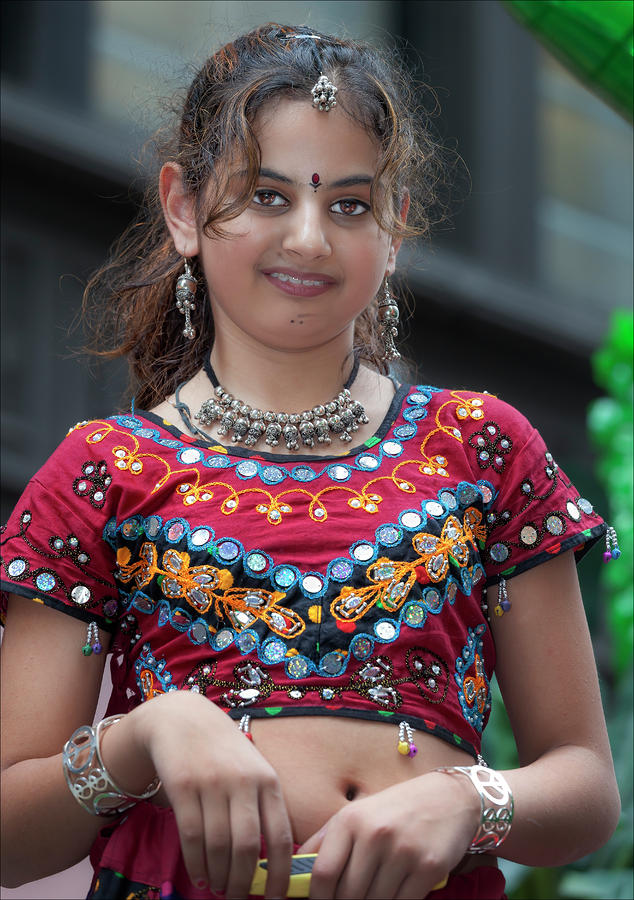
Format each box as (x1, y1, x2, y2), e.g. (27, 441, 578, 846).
(106, 385, 441, 488)
(106, 480, 493, 678)
(455, 623, 491, 734)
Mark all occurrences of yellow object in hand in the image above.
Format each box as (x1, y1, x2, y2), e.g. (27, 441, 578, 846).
(249, 854, 449, 897)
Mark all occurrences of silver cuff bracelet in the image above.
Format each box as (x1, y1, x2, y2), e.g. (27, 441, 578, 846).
(435, 764, 514, 853)
(62, 715, 161, 816)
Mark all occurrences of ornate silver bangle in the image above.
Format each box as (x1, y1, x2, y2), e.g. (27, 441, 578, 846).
(435, 764, 514, 853)
(62, 715, 161, 816)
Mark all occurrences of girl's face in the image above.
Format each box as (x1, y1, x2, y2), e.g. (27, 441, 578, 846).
(167, 99, 404, 355)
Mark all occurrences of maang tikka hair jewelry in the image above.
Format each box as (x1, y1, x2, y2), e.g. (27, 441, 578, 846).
(190, 356, 369, 451)
(175, 258, 198, 340)
(377, 276, 400, 361)
(312, 73, 338, 111)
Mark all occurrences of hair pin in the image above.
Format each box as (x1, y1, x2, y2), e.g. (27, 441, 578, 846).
(311, 73, 338, 112)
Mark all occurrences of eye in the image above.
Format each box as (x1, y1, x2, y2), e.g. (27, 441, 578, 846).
(330, 199, 369, 217)
(252, 189, 288, 208)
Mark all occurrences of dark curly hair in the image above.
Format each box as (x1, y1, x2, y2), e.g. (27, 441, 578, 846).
(82, 23, 447, 409)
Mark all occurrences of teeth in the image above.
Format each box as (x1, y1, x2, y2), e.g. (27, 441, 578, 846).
(270, 272, 326, 287)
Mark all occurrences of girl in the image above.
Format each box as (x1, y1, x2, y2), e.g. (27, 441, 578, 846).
(0, 23, 620, 900)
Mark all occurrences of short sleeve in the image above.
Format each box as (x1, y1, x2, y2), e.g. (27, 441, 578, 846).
(461, 395, 606, 583)
(1, 422, 119, 630)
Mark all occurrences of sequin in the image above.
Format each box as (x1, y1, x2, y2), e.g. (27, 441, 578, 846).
(330, 465, 350, 481)
(246, 553, 268, 573)
(287, 657, 310, 678)
(7, 558, 26, 577)
(577, 498, 593, 515)
(457, 485, 478, 505)
(214, 629, 234, 649)
(423, 589, 441, 611)
(179, 448, 203, 464)
(395, 425, 416, 439)
(352, 543, 374, 561)
(480, 485, 493, 503)
(439, 491, 458, 510)
(122, 519, 141, 539)
(404, 603, 426, 626)
(546, 514, 564, 535)
(358, 455, 379, 469)
(262, 640, 286, 663)
(261, 466, 285, 484)
(351, 636, 373, 660)
(401, 511, 422, 528)
(167, 522, 185, 541)
(70, 585, 91, 605)
(302, 574, 323, 594)
(331, 559, 354, 580)
(320, 652, 345, 675)
(236, 461, 258, 478)
(490, 543, 509, 562)
(321, 688, 335, 700)
(236, 632, 257, 653)
(190, 622, 208, 643)
(382, 441, 403, 456)
(292, 466, 316, 482)
(217, 540, 240, 561)
(190, 528, 211, 546)
(375, 621, 397, 640)
(377, 526, 400, 545)
(274, 567, 296, 588)
(520, 525, 538, 546)
(426, 501, 444, 517)
(566, 501, 581, 521)
(35, 573, 55, 591)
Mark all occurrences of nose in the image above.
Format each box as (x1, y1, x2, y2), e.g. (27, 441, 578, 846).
(281, 199, 332, 259)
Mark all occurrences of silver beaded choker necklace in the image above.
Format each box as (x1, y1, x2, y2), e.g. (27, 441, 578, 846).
(190, 356, 369, 452)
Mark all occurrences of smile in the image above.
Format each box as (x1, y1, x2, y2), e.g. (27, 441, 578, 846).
(269, 272, 328, 286)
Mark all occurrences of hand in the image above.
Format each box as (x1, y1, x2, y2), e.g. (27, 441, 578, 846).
(297, 771, 480, 900)
(132, 692, 293, 899)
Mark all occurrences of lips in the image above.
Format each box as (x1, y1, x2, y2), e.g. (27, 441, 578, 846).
(262, 267, 336, 297)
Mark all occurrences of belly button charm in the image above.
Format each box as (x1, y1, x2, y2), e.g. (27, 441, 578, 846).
(397, 721, 418, 757)
(311, 173, 322, 191)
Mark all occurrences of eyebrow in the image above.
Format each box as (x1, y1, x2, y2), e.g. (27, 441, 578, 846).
(258, 168, 373, 189)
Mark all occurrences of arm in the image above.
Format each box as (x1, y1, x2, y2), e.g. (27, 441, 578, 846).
(1, 595, 293, 899)
(301, 552, 620, 899)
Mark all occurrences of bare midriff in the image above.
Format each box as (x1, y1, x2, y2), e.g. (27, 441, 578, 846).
(248, 715, 496, 876)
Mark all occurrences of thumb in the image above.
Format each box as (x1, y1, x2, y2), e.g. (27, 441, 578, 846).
(295, 822, 329, 855)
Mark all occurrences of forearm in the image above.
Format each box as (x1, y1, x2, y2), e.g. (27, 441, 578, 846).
(492, 744, 620, 867)
(1, 709, 156, 888)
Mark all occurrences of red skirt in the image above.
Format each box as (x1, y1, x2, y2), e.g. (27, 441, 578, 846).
(88, 803, 506, 900)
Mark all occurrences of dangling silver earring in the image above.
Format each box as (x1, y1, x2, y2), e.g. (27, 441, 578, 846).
(175, 258, 198, 340)
(377, 276, 400, 361)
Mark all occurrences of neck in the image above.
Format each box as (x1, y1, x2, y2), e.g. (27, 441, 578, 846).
(207, 332, 358, 413)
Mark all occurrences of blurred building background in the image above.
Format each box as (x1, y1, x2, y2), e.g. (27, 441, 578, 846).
(1, 1, 632, 898)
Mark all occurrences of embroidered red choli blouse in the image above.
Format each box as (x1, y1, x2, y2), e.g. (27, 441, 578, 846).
(0, 385, 605, 761)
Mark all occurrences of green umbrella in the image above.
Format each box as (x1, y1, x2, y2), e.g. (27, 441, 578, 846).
(501, 0, 633, 121)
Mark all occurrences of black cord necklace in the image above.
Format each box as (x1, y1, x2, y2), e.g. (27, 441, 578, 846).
(173, 354, 367, 451)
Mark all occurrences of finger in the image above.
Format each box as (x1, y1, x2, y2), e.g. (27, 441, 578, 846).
(259, 779, 293, 900)
(309, 824, 353, 900)
(171, 791, 209, 892)
(200, 793, 232, 894)
(296, 822, 329, 855)
(334, 843, 380, 900)
(225, 790, 262, 899)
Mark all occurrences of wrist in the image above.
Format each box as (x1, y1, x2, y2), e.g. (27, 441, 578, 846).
(434, 764, 514, 853)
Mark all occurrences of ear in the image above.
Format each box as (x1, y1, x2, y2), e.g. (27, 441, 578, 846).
(159, 163, 200, 258)
(385, 190, 410, 275)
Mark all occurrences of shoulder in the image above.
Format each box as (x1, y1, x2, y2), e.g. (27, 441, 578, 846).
(402, 384, 537, 447)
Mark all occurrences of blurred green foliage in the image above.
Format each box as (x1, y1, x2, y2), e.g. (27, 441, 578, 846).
(588, 310, 634, 675)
